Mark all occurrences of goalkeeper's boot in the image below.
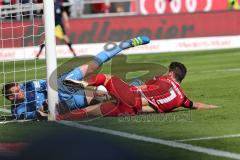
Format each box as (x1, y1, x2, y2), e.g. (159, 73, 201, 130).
(129, 36, 150, 47)
(121, 36, 150, 49)
(94, 36, 150, 65)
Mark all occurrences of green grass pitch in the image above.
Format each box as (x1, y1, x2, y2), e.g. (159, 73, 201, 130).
(0, 49, 240, 159)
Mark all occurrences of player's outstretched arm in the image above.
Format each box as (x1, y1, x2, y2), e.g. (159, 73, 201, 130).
(192, 102, 220, 110)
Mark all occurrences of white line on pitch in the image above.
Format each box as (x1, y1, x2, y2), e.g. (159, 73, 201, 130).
(0, 119, 34, 124)
(176, 134, 240, 142)
(0, 108, 11, 113)
(59, 121, 240, 160)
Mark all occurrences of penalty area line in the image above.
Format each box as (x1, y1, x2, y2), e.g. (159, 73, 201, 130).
(58, 121, 240, 160)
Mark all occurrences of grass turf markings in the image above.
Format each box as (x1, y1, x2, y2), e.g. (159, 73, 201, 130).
(59, 120, 240, 160)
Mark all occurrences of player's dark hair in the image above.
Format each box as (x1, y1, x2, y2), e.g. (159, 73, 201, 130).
(169, 62, 187, 83)
(2, 82, 19, 99)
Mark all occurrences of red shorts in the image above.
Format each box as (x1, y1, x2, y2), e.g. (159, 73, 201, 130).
(100, 76, 142, 116)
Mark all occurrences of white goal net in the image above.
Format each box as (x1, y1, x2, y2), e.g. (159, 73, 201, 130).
(0, 0, 57, 120)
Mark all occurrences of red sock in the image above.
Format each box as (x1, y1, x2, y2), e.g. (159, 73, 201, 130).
(99, 103, 119, 117)
(86, 74, 106, 86)
(56, 108, 88, 120)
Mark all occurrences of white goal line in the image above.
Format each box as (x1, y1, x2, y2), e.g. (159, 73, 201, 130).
(59, 121, 240, 160)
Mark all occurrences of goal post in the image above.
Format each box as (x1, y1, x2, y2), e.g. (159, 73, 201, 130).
(43, 0, 58, 121)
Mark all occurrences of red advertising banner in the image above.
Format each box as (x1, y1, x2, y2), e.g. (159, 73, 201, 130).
(0, 20, 44, 49)
(1, 10, 240, 48)
(131, 0, 230, 15)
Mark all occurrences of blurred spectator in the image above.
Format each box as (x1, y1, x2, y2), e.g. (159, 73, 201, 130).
(19, 0, 31, 19)
(91, 2, 110, 13)
(34, 0, 43, 3)
(114, 2, 125, 13)
(110, 2, 130, 13)
(2, 0, 16, 5)
(70, 0, 81, 17)
(1, 0, 17, 19)
(62, 0, 71, 16)
(19, 0, 29, 4)
(2, 0, 10, 5)
(32, 0, 43, 18)
(228, 0, 240, 10)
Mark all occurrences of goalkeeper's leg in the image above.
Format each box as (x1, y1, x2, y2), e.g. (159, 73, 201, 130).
(64, 36, 150, 81)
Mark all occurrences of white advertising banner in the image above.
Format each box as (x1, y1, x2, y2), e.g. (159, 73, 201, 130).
(0, 36, 240, 61)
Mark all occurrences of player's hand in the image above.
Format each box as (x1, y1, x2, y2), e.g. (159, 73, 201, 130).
(207, 105, 220, 109)
(78, 80, 88, 88)
(63, 79, 88, 89)
(36, 110, 48, 121)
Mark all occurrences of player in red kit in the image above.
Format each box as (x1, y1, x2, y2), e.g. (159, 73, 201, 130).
(141, 62, 193, 113)
(58, 62, 218, 120)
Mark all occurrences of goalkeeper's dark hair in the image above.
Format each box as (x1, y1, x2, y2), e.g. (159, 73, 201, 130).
(2, 82, 19, 99)
(169, 62, 187, 83)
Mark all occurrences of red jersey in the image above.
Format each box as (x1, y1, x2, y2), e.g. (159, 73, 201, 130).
(142, 76, 193, 112)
